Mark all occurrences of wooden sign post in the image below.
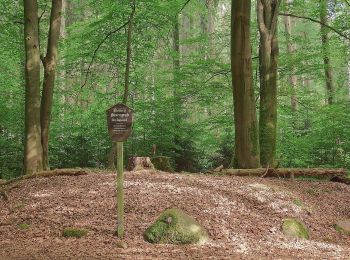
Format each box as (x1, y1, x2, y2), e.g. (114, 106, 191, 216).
(106, 103, 133, 238)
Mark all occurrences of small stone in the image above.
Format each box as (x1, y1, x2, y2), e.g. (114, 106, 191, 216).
(334, 219, 350, 236)
(116, 240, 128, 249)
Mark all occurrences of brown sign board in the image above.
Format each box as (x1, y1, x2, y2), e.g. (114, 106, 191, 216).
(106, 103, 133, 141)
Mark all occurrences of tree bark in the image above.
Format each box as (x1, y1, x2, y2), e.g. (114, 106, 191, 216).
(320, 0, 335, 105)
(122, 3, 135, 105)
(24, 0, 43, 175)
(257, 0, 280, 167)
(231, 0, 260, 168)
(283, 0, 298, 112)
(40, 0, 63, 170)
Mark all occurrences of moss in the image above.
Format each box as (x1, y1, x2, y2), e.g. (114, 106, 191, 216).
(334, 221, 350, 236)
(292, 199, 313, 213)
(281, 218, 309, 239)
(144, 208, 208, 245)
(18, 223, 30, 230)
(63, 227, 89, 238)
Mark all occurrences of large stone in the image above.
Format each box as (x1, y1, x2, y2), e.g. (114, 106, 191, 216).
(144, 208, 208, 245)
(334, 219, 350, 236)
(281, 218, 309, 239)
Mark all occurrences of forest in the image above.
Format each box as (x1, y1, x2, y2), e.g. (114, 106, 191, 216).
(0, 0, 350, 259)
(0, 0, 348, 178)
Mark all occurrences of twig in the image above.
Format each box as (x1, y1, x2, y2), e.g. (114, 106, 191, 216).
(279, 13, 350, 41)
(179, 0, 192, 14)
(81, 16, 134, 88)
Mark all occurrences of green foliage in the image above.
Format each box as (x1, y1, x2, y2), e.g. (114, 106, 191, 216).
(0, 0, 349, 178)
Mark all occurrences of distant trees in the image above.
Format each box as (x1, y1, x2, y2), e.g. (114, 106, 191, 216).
(23, 0, 62, 174)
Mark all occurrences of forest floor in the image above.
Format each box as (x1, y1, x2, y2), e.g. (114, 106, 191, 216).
(0, 169, 349, 259)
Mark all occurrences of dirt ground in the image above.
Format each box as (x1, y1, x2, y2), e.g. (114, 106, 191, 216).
(0, 170, 349, 259)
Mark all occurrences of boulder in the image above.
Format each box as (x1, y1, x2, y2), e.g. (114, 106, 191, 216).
(281, 218, 309, 239)
(144, 208, 208, 245)
(334, 219, 350, 236)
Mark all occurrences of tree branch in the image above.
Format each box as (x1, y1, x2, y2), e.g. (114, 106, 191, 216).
(279, 13, 350, 41)
(81, 18, 132, 88)
(179, 0, 192, 14)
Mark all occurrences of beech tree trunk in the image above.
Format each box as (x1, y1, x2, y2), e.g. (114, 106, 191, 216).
(283, 0, 298, 112)
(24, 0, 43, 175)
(41, 0, 63, 170)
(320, 0, 335, 105)
(231, 0, 260, 168)
(257, 0, 280, 167)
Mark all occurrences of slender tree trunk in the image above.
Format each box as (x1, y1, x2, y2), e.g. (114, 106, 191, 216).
(24, 0, 43, 174)
(320, 0, 335, 105)
(122, 4, 135, 105)
(40, 0, 63, 170)
(257, 0, 280, 167)
(231, 0, 260, 168)
(283, 0, 298, 111)
(108, 2, 135, 169)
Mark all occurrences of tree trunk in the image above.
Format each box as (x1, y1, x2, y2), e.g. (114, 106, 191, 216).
(320, 0, 335, 105)
(257, 0, 280, 167)
(122, 3, 135, 105)
(231, 0, 260, 168)
(23, 0, 43, 175)
(40, 0, 63, 170)
(283, 0, 298, 112)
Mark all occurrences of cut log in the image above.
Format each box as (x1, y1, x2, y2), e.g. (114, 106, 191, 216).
(127, 157, 155, 171)
(151, 156, 174, 172)
(208, 168, 347, 181)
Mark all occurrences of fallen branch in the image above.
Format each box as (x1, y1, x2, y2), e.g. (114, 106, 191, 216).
(0, 169, 89, 186)
(207, 168, 348, 183)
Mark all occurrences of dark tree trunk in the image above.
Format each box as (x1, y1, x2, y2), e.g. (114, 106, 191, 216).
(257, 0, 281, 167)
(40, 0, 63, 170)
(24, 0, 43, 174)
(231, 0, 260, 168)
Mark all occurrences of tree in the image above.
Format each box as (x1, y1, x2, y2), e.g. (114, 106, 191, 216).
(24, 0, 43, 174)
(257, 0, 281, 167)
(283, 0, 298, 112)
(231, 0, 260, 168)
(41, 0, 63, 170)
(319, 0, 335, 104)
(23, 0, 63, 174)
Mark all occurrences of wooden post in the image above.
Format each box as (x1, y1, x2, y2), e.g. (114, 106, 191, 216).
(116, 141, 124, 238)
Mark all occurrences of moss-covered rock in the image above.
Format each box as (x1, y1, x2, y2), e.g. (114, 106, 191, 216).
(63, 227, 89, 238)
(144, 208, 208, 245)
(281, 218, 309, 239)
(151, 156, 174, 172)
(334, 219, 350, 236)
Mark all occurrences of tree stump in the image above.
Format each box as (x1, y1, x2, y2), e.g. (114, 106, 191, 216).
(151, 156, 174, 172)
(127, 157, 155, 171)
